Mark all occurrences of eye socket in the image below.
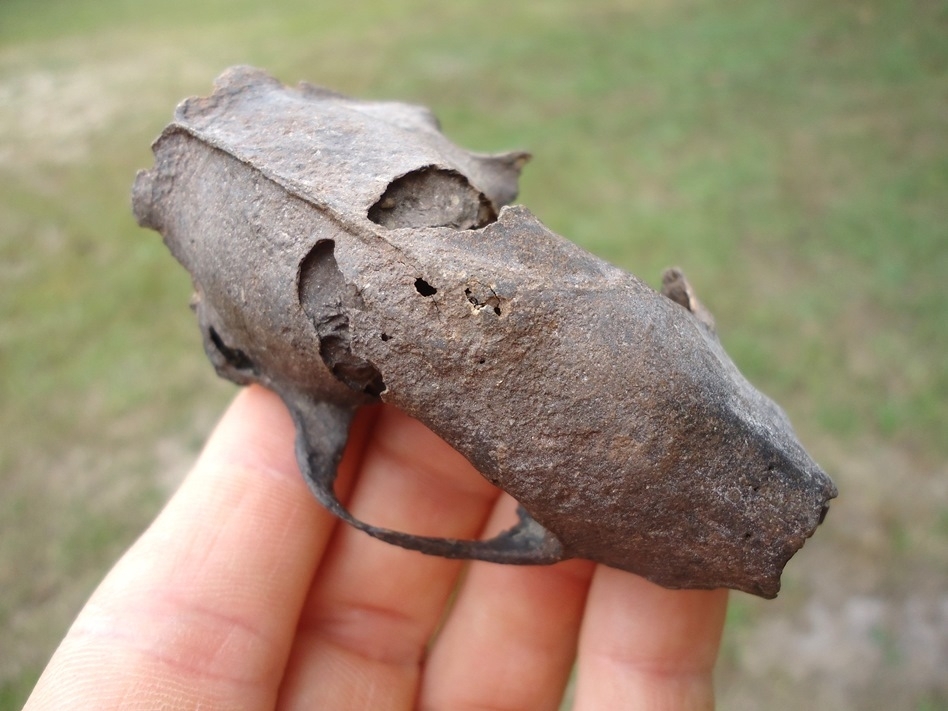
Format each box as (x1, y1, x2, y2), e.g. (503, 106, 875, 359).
(299, 239, 387, 399)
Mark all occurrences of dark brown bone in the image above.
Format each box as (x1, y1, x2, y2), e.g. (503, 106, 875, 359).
(133, 66, 836, 598)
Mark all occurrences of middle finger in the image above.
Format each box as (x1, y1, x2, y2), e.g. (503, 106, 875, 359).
(276, 405, 501, 710)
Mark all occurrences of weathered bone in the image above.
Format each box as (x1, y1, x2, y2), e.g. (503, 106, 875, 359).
(133, 66, 836, 598)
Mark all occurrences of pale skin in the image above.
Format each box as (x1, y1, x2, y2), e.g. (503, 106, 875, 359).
(25, 385, 728, 710)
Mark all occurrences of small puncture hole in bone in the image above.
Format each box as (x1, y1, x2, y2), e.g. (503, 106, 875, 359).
(414, 278, 437, 296)
(465, 286, 503, 316)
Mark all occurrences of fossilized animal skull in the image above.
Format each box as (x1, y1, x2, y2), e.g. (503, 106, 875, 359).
(133, 67, 836, 598)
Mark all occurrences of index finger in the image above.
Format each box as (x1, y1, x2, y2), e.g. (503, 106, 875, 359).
(26, 385, 372, 711)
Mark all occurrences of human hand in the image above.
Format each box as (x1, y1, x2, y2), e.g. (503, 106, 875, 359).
(25, 385, 727, 710)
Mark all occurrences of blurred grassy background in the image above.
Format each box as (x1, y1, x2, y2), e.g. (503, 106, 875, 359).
(1, 0, 945, 708)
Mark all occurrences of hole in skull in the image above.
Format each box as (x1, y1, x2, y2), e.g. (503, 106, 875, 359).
(299, 240, 387, 397)
(415, 278, 437, 296)
(208, 327, 256, 373)
(368, 166, 496, 230)
(464, 285, 503, 316)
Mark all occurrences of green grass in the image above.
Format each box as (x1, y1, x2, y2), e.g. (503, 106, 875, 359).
(2, 0, 946, 708)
